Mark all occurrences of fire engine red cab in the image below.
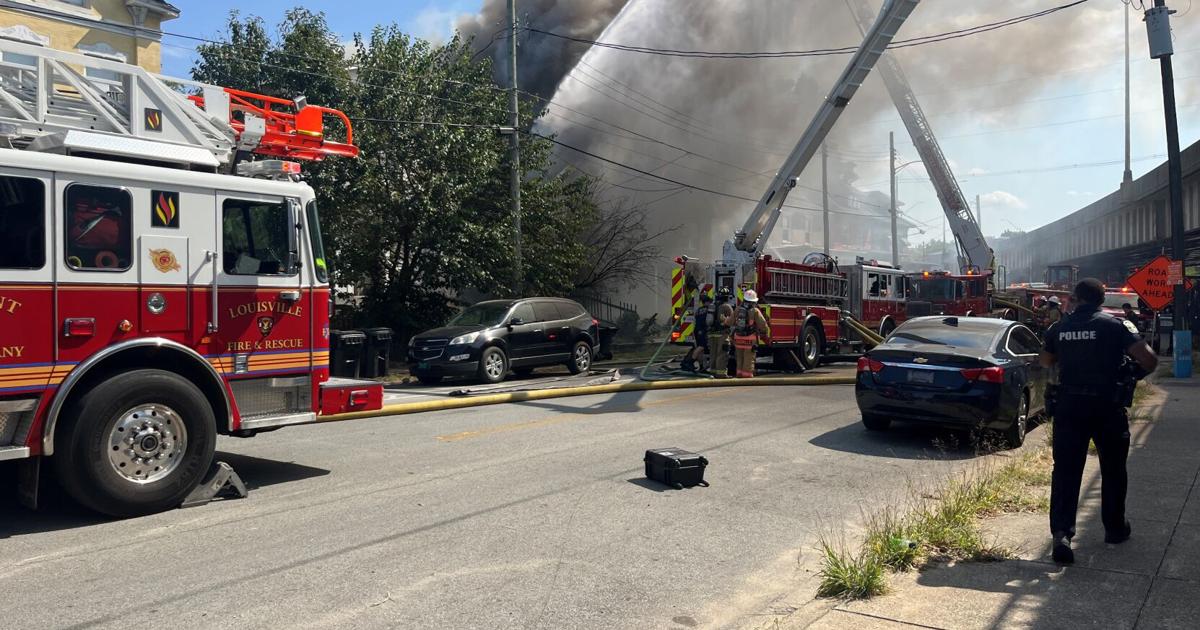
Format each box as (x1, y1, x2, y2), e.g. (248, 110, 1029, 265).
(0, 38, 382, 516)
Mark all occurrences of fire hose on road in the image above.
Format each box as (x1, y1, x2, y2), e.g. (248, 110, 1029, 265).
(842, 313, 885, 348)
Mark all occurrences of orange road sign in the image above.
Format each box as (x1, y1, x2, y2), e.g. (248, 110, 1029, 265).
(1127, 256, 1192, 311)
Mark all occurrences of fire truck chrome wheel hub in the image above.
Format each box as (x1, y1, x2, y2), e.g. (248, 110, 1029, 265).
(484, 354, 505, 379)
(106, 404, 188, 484)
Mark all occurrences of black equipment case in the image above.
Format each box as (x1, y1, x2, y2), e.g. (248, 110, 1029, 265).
(644, 448, 709, 489)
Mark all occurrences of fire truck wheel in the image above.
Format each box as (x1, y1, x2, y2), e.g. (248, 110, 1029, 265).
(477, 347, 509, 384)
(880, 320, 896, 338)
(861, 414, 891, 431)
(567, 341, 593, 374)
(53, 369, 217, 518)
(799, 323, 822, 370)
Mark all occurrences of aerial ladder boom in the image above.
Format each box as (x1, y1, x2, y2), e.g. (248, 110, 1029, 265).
(846, 0, 992, 277)
(0, 37, 357, 169)
(732, 0, 922, 259)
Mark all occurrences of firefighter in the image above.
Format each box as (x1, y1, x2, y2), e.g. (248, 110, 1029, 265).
(707, 288, 736, 378)
(1040, 278, 1158, 564)
(683, 292, 714, 372)
(732, 289, 768, 378)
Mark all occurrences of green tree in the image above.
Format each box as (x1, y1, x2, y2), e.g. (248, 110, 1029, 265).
(191, 11, 606, 338)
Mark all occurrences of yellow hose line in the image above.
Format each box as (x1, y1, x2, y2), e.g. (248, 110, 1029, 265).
(843, 316, 884, 345)
(320, 374, 857, 423)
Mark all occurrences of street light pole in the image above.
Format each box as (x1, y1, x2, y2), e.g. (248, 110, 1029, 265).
(507, 0, 523, 293)
(1124, 1, 1134, 189)
(1145, 0, 1190, 375)
(890, 132, 899, 267)
(822, 143, 830, 256)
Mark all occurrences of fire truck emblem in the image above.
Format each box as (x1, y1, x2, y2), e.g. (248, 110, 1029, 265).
(145, 108, 163, 132)
(149, 248, 181, 273)
(258, 316, 274, 336)
(152, 190, 180, 228)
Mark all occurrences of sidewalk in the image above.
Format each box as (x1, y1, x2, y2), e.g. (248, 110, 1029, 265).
(805, 376, 1200, 629)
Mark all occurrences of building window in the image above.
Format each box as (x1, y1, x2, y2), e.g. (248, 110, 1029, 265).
(65, 184, 132, 271)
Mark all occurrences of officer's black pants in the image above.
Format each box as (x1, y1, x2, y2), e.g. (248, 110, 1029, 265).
(1050, 395, 1131, 539)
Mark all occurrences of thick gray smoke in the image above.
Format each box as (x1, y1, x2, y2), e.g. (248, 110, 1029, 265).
(457, 0, 629, 98)
(515, 0, 1140, 311)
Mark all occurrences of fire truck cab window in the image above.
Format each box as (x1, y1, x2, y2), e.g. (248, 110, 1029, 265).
(222, 199, 295, 276)
(65, 184, 132, 271)
(305, 201, 328, 283)
(868, 273, 891, 298)
(0, 175, 45, 269)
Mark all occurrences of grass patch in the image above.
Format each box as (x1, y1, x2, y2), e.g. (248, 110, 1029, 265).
(816, 540, 888, 599)
(817, 447, 1052, 600)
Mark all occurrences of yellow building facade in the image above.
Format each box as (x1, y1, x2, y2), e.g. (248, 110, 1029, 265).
(0, 0, 179, 72)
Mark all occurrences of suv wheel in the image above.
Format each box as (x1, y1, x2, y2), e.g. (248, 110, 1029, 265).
(478, 347, 508, 384)
(567, 341, 593, 374)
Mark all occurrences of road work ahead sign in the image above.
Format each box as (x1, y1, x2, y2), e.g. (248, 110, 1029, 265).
(1126, 256, 1193, 311)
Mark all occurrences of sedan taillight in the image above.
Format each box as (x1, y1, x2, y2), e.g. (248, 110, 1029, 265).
(856, 356, 884, 373)
(962, 366, 1005, 383)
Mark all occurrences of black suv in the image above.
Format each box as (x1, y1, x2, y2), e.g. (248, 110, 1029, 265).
(408, 298, 600, 385)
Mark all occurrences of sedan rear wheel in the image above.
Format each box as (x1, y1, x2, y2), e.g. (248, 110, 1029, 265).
(1004, 393, 1029, 449)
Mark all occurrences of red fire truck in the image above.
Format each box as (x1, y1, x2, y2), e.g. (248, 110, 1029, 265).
(0, 39, 383, 516)
(671, 254, 907, 368)
(666, 1, 920, 368)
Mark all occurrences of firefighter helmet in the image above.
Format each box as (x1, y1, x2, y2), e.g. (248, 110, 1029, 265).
(743, 289, 759, 303)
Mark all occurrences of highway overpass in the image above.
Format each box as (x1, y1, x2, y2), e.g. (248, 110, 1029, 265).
(995, 138, 1200, 286)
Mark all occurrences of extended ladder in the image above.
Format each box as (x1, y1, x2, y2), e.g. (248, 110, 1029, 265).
(846, 0, 992, 277)
(733, 0, 922, 257)
(0, 37, 356, 169)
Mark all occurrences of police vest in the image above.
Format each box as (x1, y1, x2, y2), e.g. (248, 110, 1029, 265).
(1048, 306, 1137, 387)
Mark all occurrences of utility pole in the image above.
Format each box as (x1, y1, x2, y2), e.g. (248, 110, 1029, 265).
(889, 132, 899, 267)
(822, 143, 830, 255)
(1123, 1, 1134, 189)
(976, 194, 982, 235)
(1145, 0, 1191, 375)
(941, 214, 947, 270)
(507, 0, 523, 293)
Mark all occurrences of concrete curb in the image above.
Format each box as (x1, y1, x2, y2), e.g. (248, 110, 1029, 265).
(320, 374, 857, 423)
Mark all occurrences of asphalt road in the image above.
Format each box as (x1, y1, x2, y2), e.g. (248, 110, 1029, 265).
(0, 381, 1022, 630)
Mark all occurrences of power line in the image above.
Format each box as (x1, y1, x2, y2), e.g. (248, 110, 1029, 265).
(523, 0, 1091, 59)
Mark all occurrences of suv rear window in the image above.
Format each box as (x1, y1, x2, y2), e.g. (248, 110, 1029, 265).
(533, 302, 560, 323)
(555, 302, 585, 320)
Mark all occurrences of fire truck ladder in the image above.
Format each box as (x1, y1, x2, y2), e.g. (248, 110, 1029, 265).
(846, 0, 992, 278)
(0, 37, 356, 169)
(762, 265, 849, 303)
(733, 0, 921, 258)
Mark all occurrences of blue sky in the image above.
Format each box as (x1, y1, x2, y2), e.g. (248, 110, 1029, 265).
(160, 1, 1200, 244)
(161, 1, 478, 77)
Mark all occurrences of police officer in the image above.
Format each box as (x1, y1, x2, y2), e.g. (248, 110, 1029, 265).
(1040, 278, 1158, 564)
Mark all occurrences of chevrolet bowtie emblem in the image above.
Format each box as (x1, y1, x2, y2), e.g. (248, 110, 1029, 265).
(914, 357, 928, 364)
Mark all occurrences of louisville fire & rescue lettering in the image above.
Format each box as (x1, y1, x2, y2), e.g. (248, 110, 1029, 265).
(225, 338, 305, 352)
(227, 301, 303, 319)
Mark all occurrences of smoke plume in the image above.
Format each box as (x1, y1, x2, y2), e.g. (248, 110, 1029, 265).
(457, 0, 629, 98)
(453, 0, 1195, 311)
